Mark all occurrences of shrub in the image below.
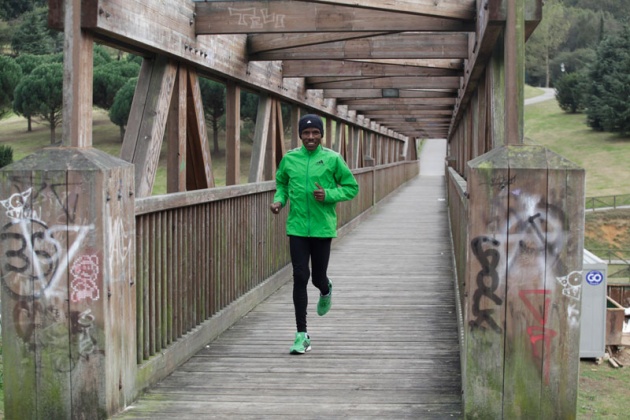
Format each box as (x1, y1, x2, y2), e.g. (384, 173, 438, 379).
(0, 144, 13, 168)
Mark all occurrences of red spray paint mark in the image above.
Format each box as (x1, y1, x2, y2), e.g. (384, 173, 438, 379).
(519, 289, 557, 384)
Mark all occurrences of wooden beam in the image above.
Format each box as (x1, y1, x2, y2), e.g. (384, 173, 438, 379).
(120, 56, 176, 198)
(290, 105, 300, 149)
(362, 109, 453, 116)
(449, 0, 542, 138)
(274, 100, 286, 166)
(308, 76, 461, 90)
(323, 89, 457, 99)
(248, 33, 470, 60)
(195, 2, 474, 34)
(247, 32, 390, 54)
(186, 69, 215, 190)
(342, 97, 457, 106)
(346, 103, 452, 111)
(61, 0, 93, 147)
(352, 58, 465, 69)
(167, 65, 187, 193)
(306, 0, 477, 20)
(248, 95, 272, 182)
(281, 60, 461, 77)
(504, 0, 525, 144)
(263, 98, 278, 180)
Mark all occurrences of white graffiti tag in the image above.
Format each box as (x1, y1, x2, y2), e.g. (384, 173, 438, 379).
(228, 8, 285, 29)
(1, 188, 38, 220)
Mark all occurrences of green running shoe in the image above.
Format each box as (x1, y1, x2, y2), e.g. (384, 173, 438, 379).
(290, 332, 311, 354)
(317, 280, 332, 316)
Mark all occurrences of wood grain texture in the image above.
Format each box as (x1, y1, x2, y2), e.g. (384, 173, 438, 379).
(115, 175, 463, 419)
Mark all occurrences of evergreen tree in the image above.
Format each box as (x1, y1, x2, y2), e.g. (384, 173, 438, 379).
(585, 26, 630, 135)
(109, 77, 138, 142)
(12, 63, 64, 143)
(10, 7, 62, 55)
(0, 55, 23, 118)
(0, 0, 46, 20)
(14, 53, 62, 75)
(93, 61, 140, 110)
(556, 72, 588, 113)
(199, 78, 226, 155)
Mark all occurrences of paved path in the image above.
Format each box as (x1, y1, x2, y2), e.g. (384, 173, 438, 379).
(525, 87, 556, 106)
(115, 173, 461, 419)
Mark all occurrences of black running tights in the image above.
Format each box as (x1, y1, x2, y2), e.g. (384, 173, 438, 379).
(289, 235, 332, 332)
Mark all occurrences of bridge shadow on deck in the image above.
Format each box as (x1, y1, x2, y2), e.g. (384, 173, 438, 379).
(117, 161, 462, 419)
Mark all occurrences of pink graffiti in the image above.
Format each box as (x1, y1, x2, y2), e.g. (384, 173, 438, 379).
(70, 255, 100, 303)
(519, 289, 557, 384)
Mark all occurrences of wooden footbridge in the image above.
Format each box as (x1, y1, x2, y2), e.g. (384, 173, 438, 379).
(116, 142, 462, 419)
(1, 1, 588, 419)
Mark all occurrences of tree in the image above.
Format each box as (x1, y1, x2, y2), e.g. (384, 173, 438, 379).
(0, 0, 45, 20)
(10, 7, 62, 55)
(13, 63, 64, 143)
(93, 44, 113, 67)
(525, 0, 571, 87)
(15, 53, 63, 74)
(13, 54, 62, 131)
(241, 90, 258, 121)
(555, 72, 588, 113)
(93, 61, 140, 110)
(199, 78, 226, 155)
(0, 55, 23, 119)
(109, 77, 138, 142)
(585, 26, 630, 135)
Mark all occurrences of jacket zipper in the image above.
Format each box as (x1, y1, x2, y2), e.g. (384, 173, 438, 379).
(305, 151, 311, 236)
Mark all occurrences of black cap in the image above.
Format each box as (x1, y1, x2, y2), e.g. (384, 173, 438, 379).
(298, 114, 324, 137)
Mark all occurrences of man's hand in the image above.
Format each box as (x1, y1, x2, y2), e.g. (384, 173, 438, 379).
(314, 183, 325, 202)
(270, 202, 282, 214)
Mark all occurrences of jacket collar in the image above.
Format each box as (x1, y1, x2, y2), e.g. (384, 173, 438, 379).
(300, 144, 322, 155)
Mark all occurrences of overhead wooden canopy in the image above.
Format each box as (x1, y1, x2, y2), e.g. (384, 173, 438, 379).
(194, 0, 541, 139)
(49, 0, 541, 141)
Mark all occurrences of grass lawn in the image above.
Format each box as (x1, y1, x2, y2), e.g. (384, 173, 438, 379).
(525, 99, 630, 197)
(0, 109, 254, 194)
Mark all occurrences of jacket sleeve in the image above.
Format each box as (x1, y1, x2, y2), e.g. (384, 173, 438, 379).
(323, 156, 359, 204)
(273, 158, 289, 206)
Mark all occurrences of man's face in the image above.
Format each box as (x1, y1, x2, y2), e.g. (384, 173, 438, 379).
(300, 128, 322, 151)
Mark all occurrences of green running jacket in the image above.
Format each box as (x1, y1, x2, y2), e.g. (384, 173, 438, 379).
(273, 145, 359, 238)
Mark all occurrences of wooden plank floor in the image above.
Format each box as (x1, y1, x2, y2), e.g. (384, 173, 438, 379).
(116, 173, 462, 419)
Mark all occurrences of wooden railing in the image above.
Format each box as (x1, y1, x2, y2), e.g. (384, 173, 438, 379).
(134, 182, 288, 363)
(133, 161, 418, 388)
(446, 166, 468, 381)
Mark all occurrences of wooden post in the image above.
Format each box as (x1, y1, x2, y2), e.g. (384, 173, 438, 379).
(62, 0, 92, 148)
(167, 65, 187, 193)
(248, 95, 272, 183)
(464, 145, 584, 418)
(504, 0, 526, 145)
(290, 106, 300, 149)
(0, 149, 136, 418)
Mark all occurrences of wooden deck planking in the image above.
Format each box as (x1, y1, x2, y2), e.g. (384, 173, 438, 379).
(116, 175, 462, 419)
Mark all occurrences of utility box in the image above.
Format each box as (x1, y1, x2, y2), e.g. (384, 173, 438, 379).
(580, 249, 608, 358)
